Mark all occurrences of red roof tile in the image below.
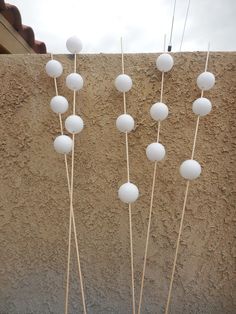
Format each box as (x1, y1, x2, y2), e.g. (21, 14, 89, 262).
(0, 0, 46, 53)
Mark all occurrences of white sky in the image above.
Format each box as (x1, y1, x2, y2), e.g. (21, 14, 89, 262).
(9, 0, 236, 53)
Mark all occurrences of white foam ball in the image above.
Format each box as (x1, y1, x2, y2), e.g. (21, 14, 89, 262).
(118, 182, 139, 204)
(66, 73, 84, 91)
(146, 142, 166, 162)
(192, 97, 212, 116)
(115, 74, 132, 92)
(116, 114, 134, 133)
(150, 102, 169, 121)
(180, 159, 201, 180)
(66, 36, 82, 53)
(65, 115, 84, 134)
(197, 72, 215, 91)
(54, 135, 72, 154)
(156, 53, 174, 72)
(45, 60, 63, 78)
(50, 96, 68, 114)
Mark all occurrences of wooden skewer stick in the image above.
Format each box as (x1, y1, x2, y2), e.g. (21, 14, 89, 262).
(49, 54, 87, 314)
(164, 44, 210, 314)
(121, 37, 135, 314)
(65, 52, 87, 314)
(137, 35, 166, 314)
(179, 0, 191, 52)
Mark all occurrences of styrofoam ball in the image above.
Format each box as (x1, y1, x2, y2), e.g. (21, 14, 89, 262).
(116, 114, 134, 133)
(54, 135, 72, 154)
(115, 74, 132, 92)
(66, 36, 82, 53)
(45, 60, 63, 78)
(192, 97, 212, 116)
(156, 53, 174, 72)
(197, 71, 215, 91)
(118, 182, 139, 204)
(180, 159, 201, 180)
(50, 96, 68, 114)
(65, 115, 84, 134)
(66, 73, 84, 91)
(150, 102, 169, 121)
(146, 142, 166, 161)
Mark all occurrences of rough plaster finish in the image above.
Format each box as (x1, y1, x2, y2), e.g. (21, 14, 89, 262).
(0, 53, 235, 314)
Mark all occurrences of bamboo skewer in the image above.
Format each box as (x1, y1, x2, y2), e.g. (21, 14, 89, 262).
(50, 54, 87, 314)
(164, 45, 211, 314)
(121, 38, 136, 314)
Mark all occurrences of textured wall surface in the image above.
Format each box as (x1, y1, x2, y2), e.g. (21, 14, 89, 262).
(0, 53, 235, 314)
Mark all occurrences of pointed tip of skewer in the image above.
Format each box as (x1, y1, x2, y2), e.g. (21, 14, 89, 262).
(207, 41, 211, 52)
(120, 37, 123, 50)
(204, 41, 211, 72)
(120, 37, 125, 74)
(164, 34, 167, 52)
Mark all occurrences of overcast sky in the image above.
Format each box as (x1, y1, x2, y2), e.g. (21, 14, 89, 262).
(9, 0, 236, 53)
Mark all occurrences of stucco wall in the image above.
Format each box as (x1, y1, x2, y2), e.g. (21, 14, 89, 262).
(0, 52, 235, 314)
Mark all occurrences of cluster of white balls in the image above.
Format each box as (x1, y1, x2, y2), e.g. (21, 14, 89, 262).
(114, 72, 139, 204)
(46, 45, 215, 194)
(45, 36, 85, 155)
(179, 67, 215, 180)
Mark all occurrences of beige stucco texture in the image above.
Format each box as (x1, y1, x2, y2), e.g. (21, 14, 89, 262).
(0, 52, 235, 313)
